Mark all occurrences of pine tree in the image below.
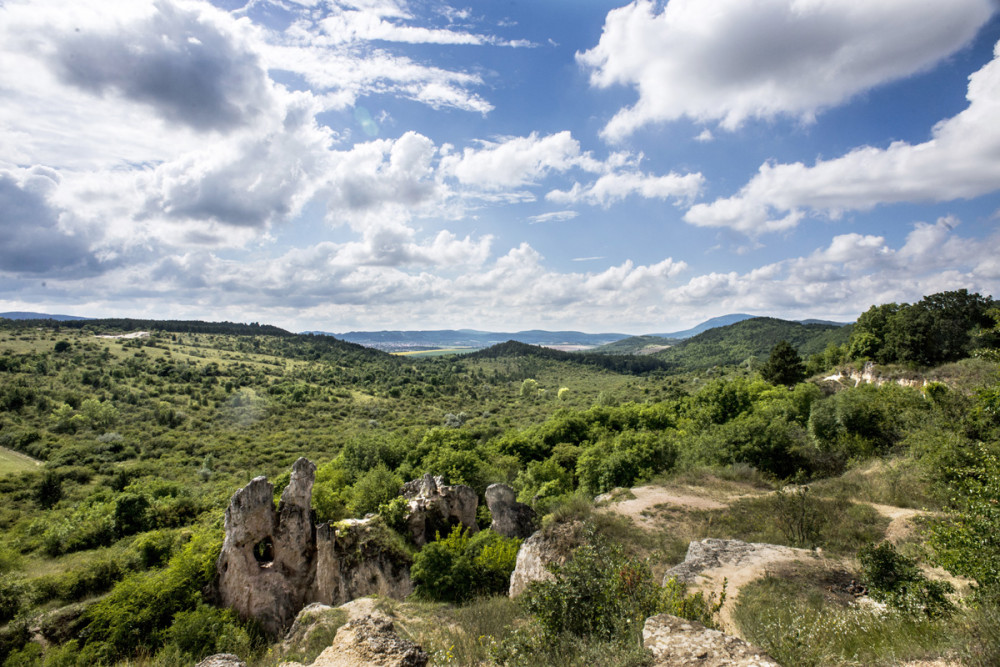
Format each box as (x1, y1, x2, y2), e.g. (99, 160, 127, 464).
(760, 340, 806, 387)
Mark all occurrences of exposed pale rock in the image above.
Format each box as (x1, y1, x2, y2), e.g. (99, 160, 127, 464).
(663, 538, 805, 586)
(217, 458, 317, 635)
(401, 473, 478, 546)
(643, 614, 781, 667)
(508, 521, 584, 597)
(218, 459, 412, 635)
(314, 519, 412, 606)
(485, 483, 536, 539)
(287, 614, 428, 667)
(195, 655, 247, 667)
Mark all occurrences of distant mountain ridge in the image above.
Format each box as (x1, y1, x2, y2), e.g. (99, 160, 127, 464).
(303, 329, 631, 351)
(0, 311, 90, 321)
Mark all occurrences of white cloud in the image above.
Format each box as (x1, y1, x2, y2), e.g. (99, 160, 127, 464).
(529, 211, 579, 224)
(685, 40, 1000, 233)
(547, 171, 704, 207)
(580, 0, 995, 140)
(441, 132, 589, 189)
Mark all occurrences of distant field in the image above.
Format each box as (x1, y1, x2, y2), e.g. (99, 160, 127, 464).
(0, 446, 42, 475)
(392, 347, 478, 357)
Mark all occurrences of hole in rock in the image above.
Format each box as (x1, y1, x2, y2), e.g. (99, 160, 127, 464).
(253, 537, 274, 565)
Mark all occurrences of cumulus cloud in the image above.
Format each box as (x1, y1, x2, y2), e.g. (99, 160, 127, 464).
(580, 0, 995, 140)
(441, 132, 591, 189)
(685, 40, 1000, 233)
(0, 168, 104, 276)
(547, 171, 704, 207)
(45, 0, 274, 132)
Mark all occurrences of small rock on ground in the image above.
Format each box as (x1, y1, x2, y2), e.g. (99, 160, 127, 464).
(643, 614, 781, 667)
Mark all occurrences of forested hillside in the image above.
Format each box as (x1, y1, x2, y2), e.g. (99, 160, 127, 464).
(0, 290, 998, 666)
(651, 316, 852, 372)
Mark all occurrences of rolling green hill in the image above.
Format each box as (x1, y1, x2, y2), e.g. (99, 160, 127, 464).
(653, 317, 852, 371)
(589, 335, 678, 355)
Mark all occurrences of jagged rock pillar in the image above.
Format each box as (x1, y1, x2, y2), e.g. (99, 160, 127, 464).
(217, 457, 317, 635)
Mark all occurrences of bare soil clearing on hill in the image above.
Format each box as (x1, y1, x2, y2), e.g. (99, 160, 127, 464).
(598, 478, 955, 637)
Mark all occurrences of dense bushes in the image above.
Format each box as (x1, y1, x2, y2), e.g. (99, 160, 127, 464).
(410, 527, 521, 603)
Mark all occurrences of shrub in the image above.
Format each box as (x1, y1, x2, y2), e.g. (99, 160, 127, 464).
(859, 541, 954, 619)
(81, 529, 222, 660)
(349, 464, 403, 517)
(521, 529, 660, 641)
(410, 527, 521, 603)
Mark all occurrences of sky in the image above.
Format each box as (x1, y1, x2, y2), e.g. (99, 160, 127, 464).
(2, 0, 1000, 334)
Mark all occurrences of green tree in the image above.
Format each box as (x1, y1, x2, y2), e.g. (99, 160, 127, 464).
(759, 340, 806, 387)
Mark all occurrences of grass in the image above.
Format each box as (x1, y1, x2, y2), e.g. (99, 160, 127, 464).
(0, 445, 42, 474)
(734, 574, 956, 666)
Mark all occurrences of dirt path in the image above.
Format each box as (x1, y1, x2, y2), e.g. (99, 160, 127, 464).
(599, 485, 728, 528)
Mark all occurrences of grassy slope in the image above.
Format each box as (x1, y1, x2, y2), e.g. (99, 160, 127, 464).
(654, 317, 851, 371)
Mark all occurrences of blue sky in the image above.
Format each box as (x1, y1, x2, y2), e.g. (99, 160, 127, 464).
(2, 0, 999, 333)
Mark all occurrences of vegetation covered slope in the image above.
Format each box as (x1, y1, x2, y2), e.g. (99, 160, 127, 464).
(653, 316, 852, 372)
(0, 292, 998, 666)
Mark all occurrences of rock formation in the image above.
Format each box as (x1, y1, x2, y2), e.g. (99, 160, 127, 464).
(643, 614, 781, 667)
(485, 483, 536, 539)
(400, 473, 478, 546)
(283, 613, 428, 667)
(508, 521, 584, 597)
(194, 655, 247, 667)
(663, 538, 808, 586)
(217, 458, 412, 635)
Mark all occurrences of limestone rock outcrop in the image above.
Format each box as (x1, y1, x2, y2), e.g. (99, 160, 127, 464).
(400, 473, 478, 546)
(218, 457, 318, 635)
(195, 655, 247, 667)
(217, 459, 412, 635)
(643, 614, 781, 667)
(314, 519, 413, 605)
(485, 483, 536, 539)
(663, 538, 807, 586)
(284, 614, 428, 667)
(508, 521, 584, 597)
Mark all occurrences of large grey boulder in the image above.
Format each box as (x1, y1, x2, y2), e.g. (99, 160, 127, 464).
(284, 613, 428, 667)
(643, 614, 781, 667)
(485, 483, 536, 539)
(508, 521, 584, 597)
(400, 473, 478, 546)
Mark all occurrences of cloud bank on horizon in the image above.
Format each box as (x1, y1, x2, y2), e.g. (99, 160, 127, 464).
(1, 0, 998, 333)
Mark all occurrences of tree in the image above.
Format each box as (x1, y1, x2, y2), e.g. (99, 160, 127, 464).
(760, 340, 806, 387)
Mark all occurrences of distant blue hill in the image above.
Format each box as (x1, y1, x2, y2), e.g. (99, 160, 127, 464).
(650, 313, 756, 339)
(0, 311, 90, 321)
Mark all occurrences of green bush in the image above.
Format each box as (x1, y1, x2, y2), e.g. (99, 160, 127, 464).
(349, 464, 402, 517)
(521, 529, 660, 641)
(81, 529, 222, 660)
(859, 541, 954, 619)
(410, 527, 521, 603)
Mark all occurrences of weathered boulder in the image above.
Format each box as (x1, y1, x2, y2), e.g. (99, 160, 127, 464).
(508, 521, 584, 597)
(314, 519, 412, 606)
(217, 459, 413, 635)
(217, 457, 317, 635)
(643, 614, 781, 667)
(401, 473, 478, 546)
(485, 483, 536, 539)
(285, 614, 428, 667)
(195, 655, 247, 667)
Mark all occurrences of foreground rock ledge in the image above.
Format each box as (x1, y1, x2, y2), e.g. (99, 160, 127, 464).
(643, 614, 781, 667)
(282, 613, 428, 667)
